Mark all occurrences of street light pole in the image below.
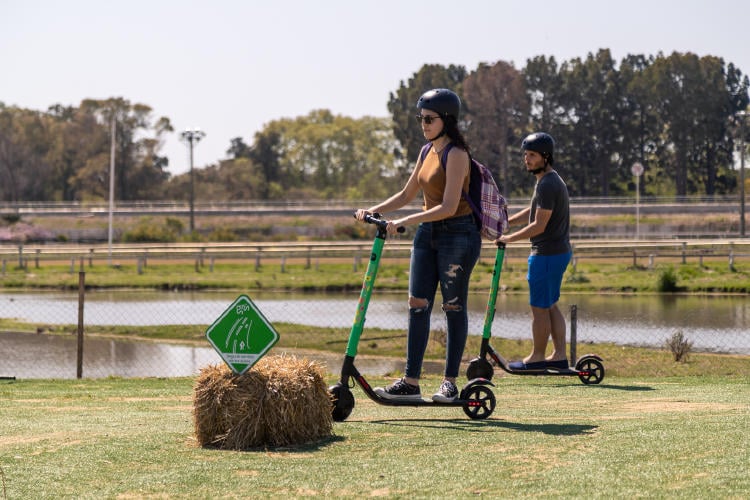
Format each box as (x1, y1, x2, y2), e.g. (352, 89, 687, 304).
(180, 128, 206, 234)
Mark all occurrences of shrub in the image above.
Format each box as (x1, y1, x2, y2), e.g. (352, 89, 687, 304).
(657, 266, 679, 292)
(566, 271, 590, 283)
(121, 217, 179, 242)
(1, 214, 21, 224)
(665, 330, 693, 362)
(208, 227, 238, 242)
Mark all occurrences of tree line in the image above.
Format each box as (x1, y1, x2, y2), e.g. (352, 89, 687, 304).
(1, 50, 749, 204)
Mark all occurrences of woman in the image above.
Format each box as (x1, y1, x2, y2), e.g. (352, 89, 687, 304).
(355, 88, 481, 402)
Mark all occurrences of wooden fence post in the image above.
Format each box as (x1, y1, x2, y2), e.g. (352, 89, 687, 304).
(77, 258, 85, 379)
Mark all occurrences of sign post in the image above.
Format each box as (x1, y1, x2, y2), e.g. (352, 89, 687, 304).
(206, 295, 279, 374)
(631, 162, 644, 240)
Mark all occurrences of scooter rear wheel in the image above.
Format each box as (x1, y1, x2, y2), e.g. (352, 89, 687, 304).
(461, 385, 496, 420)
(575, 357, 605, 385)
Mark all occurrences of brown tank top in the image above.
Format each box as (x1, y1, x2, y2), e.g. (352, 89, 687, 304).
(417, 146, 472, 217)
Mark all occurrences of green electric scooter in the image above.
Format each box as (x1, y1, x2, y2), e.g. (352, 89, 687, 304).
(466, 242, 605, 385)
(328, 213, 497, 422)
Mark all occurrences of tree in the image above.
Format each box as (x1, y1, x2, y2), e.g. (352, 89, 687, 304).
(387, 64, 468, 180)
(648, 52, 748, 196)
(227, 137, 251, 159)
(524, 55, 566, 132)
(73, 98, 172, 201)
(217, 111, 400, 201)
(462, 60, 530, 197)
(618, 54, 663, 196)
(0, 105, 57, 202)
(558, 49, 623, 197)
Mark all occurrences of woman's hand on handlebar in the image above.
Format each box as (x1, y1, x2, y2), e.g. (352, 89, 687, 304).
(354, 209, 371, 222)
(387, 219, 406, 235)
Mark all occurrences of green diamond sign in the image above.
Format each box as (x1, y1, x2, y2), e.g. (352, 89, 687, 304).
(206, 295, 280, 374)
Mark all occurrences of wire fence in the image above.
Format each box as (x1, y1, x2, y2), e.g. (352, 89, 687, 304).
(1, 241, 750, 379)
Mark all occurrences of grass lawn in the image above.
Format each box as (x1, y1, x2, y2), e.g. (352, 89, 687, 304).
(1, 374, 748, 498)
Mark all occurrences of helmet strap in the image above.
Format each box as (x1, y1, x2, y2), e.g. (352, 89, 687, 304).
(427, 128, 446, 142)
(529, 166, 546, 175)
(529, 157, 550, 175)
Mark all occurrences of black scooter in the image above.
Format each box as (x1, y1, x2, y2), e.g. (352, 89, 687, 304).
(466, 242, 605, 385)
(329, 214, 497, 421)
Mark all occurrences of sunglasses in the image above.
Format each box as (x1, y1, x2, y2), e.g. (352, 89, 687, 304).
(415, 114, 441, 125)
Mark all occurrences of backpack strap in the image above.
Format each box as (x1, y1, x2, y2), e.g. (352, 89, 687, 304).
(439, 143, 454, 166)
(418, 143, 432, 164)
(433, 142, 467, 197)
(419, 142, 455, 166)
(435, 144, 483, 222)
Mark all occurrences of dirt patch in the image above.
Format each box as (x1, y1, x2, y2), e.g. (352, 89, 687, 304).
(105, 396, 190, 403)
(0, 432, 79, 448)
(621, 399, 743, 413)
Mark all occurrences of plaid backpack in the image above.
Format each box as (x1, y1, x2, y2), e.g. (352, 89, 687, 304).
(420, 142, 509, 240)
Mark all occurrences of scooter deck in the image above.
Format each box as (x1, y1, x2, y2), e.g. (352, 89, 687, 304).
(492, 352, 580, 376)
(353, 370, 494, 408)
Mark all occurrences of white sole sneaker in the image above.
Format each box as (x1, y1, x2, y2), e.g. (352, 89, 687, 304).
(431, 381, 459, 403)
(431, 393, 458, 403)
(373, 387, 423, 401)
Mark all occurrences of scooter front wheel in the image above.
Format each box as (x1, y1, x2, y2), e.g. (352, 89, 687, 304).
(329, 382, 355, 421)
(461, 384, 496, 420)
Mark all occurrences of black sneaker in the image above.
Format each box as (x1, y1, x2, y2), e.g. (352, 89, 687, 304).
(374, 378, 422, 401)
(431, 380, 458, 403)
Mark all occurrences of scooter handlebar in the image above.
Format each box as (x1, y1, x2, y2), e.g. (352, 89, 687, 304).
(356, 212, 405, 233)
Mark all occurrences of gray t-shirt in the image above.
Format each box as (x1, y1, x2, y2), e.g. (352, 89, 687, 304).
(529, 170, 571, 256)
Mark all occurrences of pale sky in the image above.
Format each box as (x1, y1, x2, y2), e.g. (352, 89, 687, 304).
(2, 0, 748, 175)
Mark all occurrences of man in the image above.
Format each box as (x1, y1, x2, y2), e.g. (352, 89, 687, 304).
(496, 132, 572, 370)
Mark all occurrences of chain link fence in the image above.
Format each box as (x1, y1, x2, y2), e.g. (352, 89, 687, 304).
(2, 242, 750, 379)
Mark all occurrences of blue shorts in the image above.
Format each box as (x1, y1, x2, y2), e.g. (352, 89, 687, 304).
(527, 252, 572, 308)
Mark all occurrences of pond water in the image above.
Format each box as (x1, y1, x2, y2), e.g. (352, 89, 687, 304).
(1, 290, 748, 379)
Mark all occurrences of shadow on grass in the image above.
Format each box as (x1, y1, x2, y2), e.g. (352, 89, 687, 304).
(592, 383, 655, 391)
(202, 434, 348, 453)
(366, 418, 597, 436)
(541, 383, 656, 391)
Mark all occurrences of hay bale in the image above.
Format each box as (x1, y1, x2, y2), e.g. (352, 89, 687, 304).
(193, 355, 333, 449)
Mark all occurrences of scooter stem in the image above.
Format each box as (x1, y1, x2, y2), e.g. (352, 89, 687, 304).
(345, 227, 387, 357)
(481, 243, 506, 340)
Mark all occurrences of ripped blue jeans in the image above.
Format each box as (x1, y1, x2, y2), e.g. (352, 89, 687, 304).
(405, 214, 481, 380)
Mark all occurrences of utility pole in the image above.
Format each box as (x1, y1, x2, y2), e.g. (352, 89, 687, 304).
(180, 128, 206, 234)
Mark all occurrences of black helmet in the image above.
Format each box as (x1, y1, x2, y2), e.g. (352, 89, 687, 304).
(522, 132, 555, 165)
(417, 88, 461, 120)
